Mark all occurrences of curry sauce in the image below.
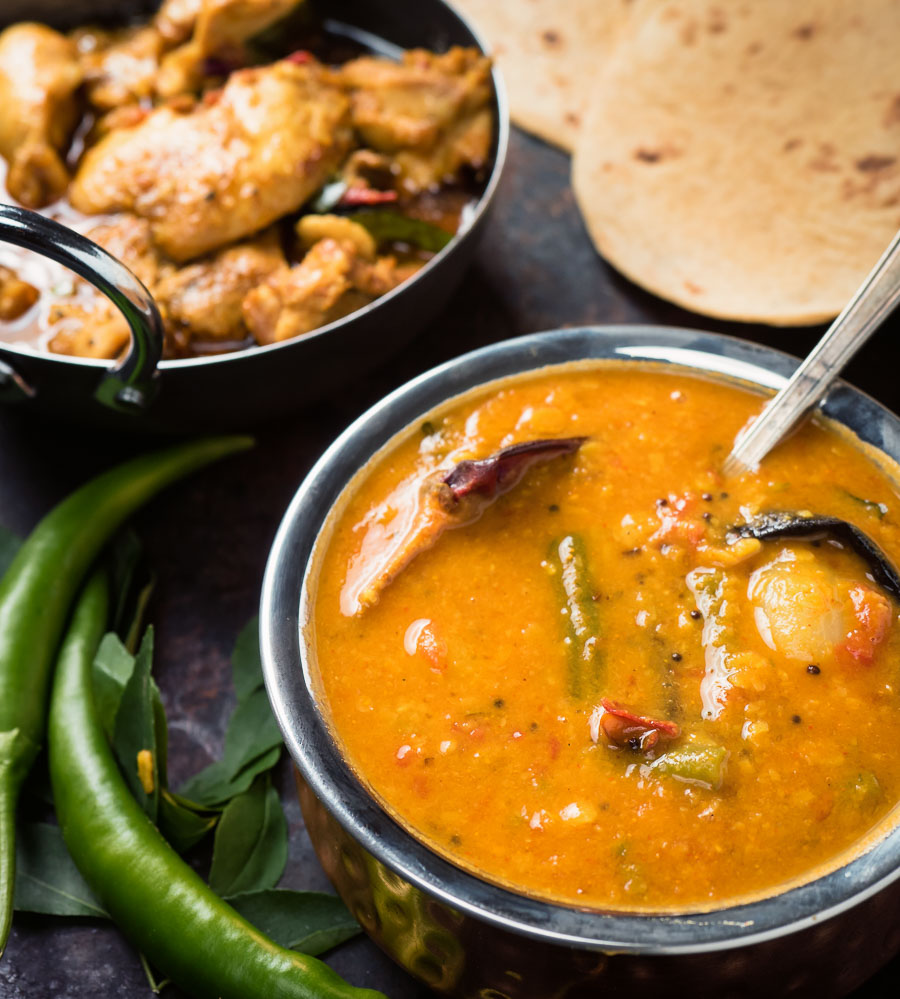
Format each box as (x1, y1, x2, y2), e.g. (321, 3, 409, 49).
(310, 365, 900, 911)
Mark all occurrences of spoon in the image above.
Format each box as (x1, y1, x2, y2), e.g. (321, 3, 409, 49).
(723, 229, 900, 477)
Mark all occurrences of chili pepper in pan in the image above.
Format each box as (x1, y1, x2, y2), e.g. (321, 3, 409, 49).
(339, 185, 398, 207)
(49, 571, 386, 999)
(0, 435, 252, 954)
(549, 533, 603, 701)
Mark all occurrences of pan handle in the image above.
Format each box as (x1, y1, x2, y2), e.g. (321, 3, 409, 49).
(0, 204, 163, 412)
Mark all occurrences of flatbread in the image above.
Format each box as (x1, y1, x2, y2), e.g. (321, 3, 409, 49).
(453, 0, 634, 151)
(572, 0, 900, 325)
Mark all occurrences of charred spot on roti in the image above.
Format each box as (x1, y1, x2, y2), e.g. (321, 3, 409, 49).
(565, 111, 581, 127)
(792, 23, 816, 39)
(783, 138, 802, 153)
(634, 144, 680, 164)
(856, 155, 897, 172)
(884, 96, 900, 126)
(540, 29, 562, 48)
(707, 8, 728, 33)
(680, 21, 699, 46)
(745, 40, 763, 56)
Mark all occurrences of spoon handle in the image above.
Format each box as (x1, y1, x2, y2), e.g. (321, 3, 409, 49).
(723, 229, 900, 476)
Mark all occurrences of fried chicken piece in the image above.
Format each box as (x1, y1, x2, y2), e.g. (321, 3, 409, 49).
(156, 0, 302, 97)
(0, 266, 39, 321)
(340, 47, 492, 191)
(70, 60, 353, 262)
(47, 215, 170, 360)
(155, 229, 285, 341)
(79, 26, 165, 112)
(242, 237, 410, 345)
(0, 24, 83, 209)
(393, 107, 493, 193)
(155, 0, 204, 46)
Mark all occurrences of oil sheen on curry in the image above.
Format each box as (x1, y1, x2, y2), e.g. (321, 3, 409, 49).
(310, 365, 900, 911)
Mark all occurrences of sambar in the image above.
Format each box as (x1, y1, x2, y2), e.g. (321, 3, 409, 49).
(309, 363, 900, 912)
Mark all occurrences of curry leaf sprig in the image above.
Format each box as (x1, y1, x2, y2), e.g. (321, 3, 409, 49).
(0, 436, 253, 956)
(13, 608, 360, 971)
(48, 573, 383, 999)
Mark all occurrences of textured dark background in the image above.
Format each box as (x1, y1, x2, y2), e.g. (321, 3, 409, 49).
(0, 127, 898, 998)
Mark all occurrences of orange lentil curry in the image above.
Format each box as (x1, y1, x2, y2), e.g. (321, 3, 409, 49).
(309, 364, 900, 912)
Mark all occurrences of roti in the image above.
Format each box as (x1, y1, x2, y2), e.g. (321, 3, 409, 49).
(453, 0, 634, 151)
(572, 0, 900, 325)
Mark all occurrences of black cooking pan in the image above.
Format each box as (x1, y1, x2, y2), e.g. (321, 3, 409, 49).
(0, 0, 508, 433)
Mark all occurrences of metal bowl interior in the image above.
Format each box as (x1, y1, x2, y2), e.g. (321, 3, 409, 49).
(260, 325, 900, 959)
(0, 0, 509, 432)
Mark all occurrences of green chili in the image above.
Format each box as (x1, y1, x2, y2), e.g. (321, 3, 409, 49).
(49, 572, 386, 999)
(0, 435, 252, 953)
(550, 534, 603, 700)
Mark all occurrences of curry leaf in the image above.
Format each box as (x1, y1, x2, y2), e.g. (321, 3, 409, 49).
(112, 627, 160, 822)
(231, 615, 264, 704)
(153, 681, 170, 793)
(841, 488, 889, 519)
(92, 633, 136, 740)
(209, 775, 287, 897)
(178, 687, 282, 806)
(177, 745, 282, 808)
(14, 822, 108, 919)
(350, 209, 453, 252)
(108, 529, 143, 635)
(158, 790, 219, 854)
(123, 576, 156, 656)
(226, 889, 359, 955)
(0, 524, 21, 578)
(221, 687, 283, 771)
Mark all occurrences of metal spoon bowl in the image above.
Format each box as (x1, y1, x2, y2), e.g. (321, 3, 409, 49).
(723, 228, 900, 476)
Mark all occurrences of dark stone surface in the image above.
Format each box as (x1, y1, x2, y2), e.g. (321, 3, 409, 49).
(0, 128, 898, 997)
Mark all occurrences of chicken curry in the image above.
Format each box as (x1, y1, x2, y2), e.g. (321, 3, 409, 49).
(310, 364, 900, 911)
(0, 1, 493, 358)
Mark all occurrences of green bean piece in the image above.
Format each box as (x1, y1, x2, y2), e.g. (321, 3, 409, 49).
(650, 743, 728, 791)
(842, 771, 883, 812)
(49, 572, 386, 999)
(550, 534, 603, 700)
(0, 435, 253, 955)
